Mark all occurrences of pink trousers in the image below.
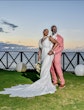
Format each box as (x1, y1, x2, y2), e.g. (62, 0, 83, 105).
(50, 53, 65, 85)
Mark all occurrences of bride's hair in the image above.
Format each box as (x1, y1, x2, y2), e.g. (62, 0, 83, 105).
(43, 29, 48, 32)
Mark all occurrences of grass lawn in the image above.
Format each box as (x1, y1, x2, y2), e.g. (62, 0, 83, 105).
(0, 69, 84, 110)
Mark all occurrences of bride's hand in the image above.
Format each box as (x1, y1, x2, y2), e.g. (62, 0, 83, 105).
(48, 50, 53, 55)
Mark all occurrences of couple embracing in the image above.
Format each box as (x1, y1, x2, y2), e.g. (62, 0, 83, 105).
(0, 25, 65, 98)
(38, 25, 65, 88)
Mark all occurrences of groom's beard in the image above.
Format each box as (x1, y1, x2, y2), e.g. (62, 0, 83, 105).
(52, 32, 56, 35)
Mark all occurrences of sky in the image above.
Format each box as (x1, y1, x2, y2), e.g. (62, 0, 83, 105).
(0, 0, 84, 49)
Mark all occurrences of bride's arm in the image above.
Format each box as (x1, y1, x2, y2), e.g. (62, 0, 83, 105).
(38, 39, 42, 62)
(49, 36, 58, 44)
(38, 48, 42, 62)
(48, 36, 58, 54)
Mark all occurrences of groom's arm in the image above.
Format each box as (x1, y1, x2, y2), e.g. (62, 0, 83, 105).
(52, 36, 64, 54)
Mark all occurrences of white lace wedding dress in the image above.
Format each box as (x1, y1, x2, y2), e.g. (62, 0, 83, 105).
(0, 37, 56, 98)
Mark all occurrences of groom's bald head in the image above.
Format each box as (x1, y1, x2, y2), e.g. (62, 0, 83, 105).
(51, 25, 57, 33)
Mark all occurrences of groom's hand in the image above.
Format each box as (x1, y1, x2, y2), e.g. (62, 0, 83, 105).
(48, 50, 54, 55)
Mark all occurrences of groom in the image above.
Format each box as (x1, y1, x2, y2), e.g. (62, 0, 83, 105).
(48, 25, 65, 88)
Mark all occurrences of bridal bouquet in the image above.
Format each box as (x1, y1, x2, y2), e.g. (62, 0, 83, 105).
(35, 61, 41, 73)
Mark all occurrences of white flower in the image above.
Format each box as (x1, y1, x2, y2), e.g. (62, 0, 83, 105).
(35, 62, 41, 73)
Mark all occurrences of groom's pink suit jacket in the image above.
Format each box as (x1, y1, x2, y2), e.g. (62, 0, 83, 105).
(50, 34, 65, 85)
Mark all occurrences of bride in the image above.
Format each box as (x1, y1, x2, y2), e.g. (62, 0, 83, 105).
(0, 29, 58, 98)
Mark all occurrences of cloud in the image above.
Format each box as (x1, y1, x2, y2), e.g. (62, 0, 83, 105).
(0, 27, 6, 33)
(2, 20, 18, 30)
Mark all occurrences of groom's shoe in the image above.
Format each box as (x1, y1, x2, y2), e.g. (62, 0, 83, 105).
(59, 84, 65, 89)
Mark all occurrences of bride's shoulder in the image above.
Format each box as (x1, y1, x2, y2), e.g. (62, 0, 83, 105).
(39, 38, 42, 42)
(38, 38, 43, 48)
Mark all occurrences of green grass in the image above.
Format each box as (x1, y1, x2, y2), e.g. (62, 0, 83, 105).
(0, 69, 84, 110)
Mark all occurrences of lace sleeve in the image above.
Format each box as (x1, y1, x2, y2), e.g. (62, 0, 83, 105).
(38, 39, 42, 49)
